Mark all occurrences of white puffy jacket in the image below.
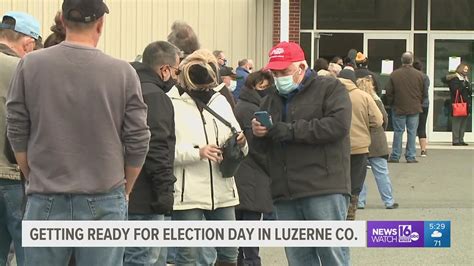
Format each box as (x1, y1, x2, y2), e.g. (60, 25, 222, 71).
(167, 86, 248, 210)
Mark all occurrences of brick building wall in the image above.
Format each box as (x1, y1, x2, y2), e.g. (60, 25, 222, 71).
(273, 0, 300, 45)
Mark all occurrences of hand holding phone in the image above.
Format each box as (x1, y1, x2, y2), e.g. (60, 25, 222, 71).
(254, 111, 273, 128)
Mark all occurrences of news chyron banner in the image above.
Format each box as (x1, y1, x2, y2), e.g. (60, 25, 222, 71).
(22, 220, 450, 248)
(23, 221, 365, 247)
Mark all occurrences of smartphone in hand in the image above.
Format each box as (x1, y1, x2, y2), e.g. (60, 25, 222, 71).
(254, 111, 273, 128)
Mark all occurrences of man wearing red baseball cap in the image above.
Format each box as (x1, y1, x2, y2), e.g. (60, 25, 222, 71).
(252, 42, 352, 265)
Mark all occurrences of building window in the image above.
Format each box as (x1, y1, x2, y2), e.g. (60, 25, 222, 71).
(316, 0, 411, 30)
(300, 0, 314, 30)
(431, 0, 474, 30)
(300, 32, 313, 64)
(318, 33, 363, 63)
(414, 0, 428, 30)
(433, 40, 474, 88)
(414, 34, 428, 73)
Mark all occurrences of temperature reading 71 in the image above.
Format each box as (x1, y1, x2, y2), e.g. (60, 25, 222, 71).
(434, 240, 441, 246)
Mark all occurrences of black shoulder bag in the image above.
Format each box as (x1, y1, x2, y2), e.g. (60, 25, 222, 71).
(190, 95, 245, 177)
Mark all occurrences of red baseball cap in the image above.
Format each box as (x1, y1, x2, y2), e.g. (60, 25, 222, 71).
(265, 42, 306, 70)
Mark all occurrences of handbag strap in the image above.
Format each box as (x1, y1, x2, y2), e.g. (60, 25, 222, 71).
(455, 90, 465, 103)
(187, 92, 237, 133)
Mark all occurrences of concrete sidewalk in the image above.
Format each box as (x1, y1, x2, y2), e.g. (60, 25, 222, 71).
(261, 148, 474, 265)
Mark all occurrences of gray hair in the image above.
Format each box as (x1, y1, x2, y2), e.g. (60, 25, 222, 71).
(401, 52, 414, 65)
(238, 59, 249, 67)
(142, 41, 180, 69)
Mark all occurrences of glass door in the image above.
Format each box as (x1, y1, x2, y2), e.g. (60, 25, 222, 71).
(428, 33, 474, 143)
(364, 33, 411, 139)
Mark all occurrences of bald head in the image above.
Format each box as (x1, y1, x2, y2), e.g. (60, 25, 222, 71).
(401, 52, 413, 65)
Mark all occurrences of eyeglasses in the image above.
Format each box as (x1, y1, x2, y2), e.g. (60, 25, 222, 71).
(163, 65, 181, 75)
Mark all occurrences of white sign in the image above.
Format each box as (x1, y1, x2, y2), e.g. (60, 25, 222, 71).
(381, 60, 394, 75)
(449, 56, 461, 72)
(22, 220, 366, 247)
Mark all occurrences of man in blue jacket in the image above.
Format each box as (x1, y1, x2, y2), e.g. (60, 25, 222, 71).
(234, 58, 254, 99)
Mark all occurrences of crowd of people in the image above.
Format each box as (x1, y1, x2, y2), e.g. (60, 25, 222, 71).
(0, 0, 472, 266)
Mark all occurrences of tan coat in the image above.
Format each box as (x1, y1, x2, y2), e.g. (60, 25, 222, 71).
(339, 78, 383, 154)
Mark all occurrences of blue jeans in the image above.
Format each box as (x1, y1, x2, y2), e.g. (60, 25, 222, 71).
(124, 214, 164, 266)
(172, 207, 237, 265)
(23, 185, 127, 266)
(155, 216, 176, 266)
(390, 111, 419, 161)
(156, 220, 216, 266)
(196, 247, 217, 266)
(359, 157, 395, 208)
(274, 194, 350, 266)
(0, 180, 24, 266)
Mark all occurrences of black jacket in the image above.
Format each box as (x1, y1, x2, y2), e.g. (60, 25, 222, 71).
(255, 71, 352, 202)
(233, 86, 273, 213)
(446, 73, 472, 114)
(129, 62, 176, 214)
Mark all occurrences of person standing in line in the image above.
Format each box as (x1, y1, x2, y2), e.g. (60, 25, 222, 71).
(354, 52, 381, 95)
(338, 71, 383, 220)
(43, 11, 66, 48)
(0, 11, 41, 266)
(124, 41, 179, 266)
(234, 58, 254, 99)
(233, 70, 274, 266)
(445, 63, 471, 146)
(252, 42, 352, 265)
(356, 76, 399, 210)
(413, 60, 430, 156)
(331, 56, 344, 69)
(167, 20, 200, 61)
(166, 22, 221, 266)
(6, 1, 150, 265)
(218, 66, 237, 110)
(213, 50, 228, 68)
(386, 52, 425, 163)
(314, 58, 331, 76)
(167, 49, 248, 266)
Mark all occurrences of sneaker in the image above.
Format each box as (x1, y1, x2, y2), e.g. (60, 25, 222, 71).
(386, 203, 399, 209)
(406, 159, 418, 163)
(387, 158, 399, 163)
(453, 142, 462, 146)
(357, 206, 365, 210)
(420, 150, 427, 157)
(461, 142, 469, 146)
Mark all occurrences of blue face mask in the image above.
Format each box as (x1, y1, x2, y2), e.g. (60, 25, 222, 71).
(275, 70, 299, 95)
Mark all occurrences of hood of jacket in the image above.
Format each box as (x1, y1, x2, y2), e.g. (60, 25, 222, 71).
(339, 77, 358, 92)
(445, 73, 458, 81)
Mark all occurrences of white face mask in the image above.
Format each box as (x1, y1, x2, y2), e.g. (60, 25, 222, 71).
(228, 80, 237, 92)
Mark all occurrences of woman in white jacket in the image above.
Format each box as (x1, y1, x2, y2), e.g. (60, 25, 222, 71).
(167, 49, 248, 266)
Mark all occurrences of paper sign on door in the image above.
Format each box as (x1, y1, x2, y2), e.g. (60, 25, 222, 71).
(381, 60, 394, 75)
(448, 57, 461, 72)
